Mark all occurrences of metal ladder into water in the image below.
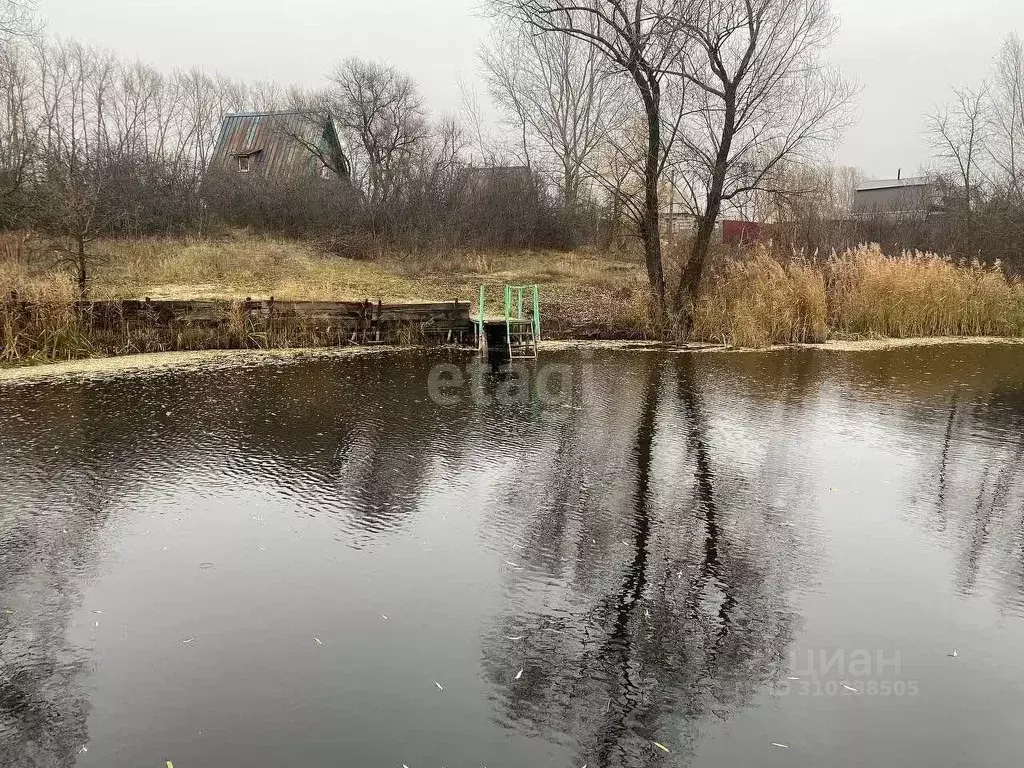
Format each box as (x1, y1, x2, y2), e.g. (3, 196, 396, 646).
(475, 284, 541, 358)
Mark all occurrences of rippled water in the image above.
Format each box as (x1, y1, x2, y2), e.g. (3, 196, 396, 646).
(2, 346, 1024, 767)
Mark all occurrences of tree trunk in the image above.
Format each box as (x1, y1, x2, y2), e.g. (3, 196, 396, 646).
(604, 191, 621, 251)
(677, 91, 737, 336)
(678, 209, 718, 331)
(640, 91, 666, 317)
(76, 236, 88, 300)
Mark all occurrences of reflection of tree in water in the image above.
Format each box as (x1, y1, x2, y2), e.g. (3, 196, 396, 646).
(0, 499, 93, 768)
(0, 384, 139, 767)
(694, 343, 1024, 612)
(929, 386, 1024, 604)
(480, 353, 802, 766)
(0, 353, 480, 765)
(205, 354, 485, 544)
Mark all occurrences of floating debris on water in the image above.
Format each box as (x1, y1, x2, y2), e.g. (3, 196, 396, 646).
(78, 745, 88, 754)
(181, 637, 196, 644)
(787, 676, 801, 680)
(948, 648, 958, 657)
(91, 610, 103, 615)
(771, 742, 790, 749)
(505, 635, 524, 640)
(167, 761, 174, 768)
(314, 637, 323, 645)
(514, 668, 523, 680)
(841, 683, 859, 692)
(381, 614, 389, 620)
(434, 681, 444, 691)
(198, 562, 214, 569)
(652, 741, 670, 753)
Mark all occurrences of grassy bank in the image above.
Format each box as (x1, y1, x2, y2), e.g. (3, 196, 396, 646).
(87, 235, 650, 337)
(3, 234, 1024, 364)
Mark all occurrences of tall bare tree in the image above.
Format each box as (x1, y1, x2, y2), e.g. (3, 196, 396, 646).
(328, 57, 428, 210)
(927, 83, 989, 252)
(989, 35, 1024, 201)
(672, 0, 854, 328)
(0, 0, 39, 41)
(31, 39, 116, 294)
(480, 23, 618, 213)
(490, 0, 692, 314)
(0, 39, 37, 221)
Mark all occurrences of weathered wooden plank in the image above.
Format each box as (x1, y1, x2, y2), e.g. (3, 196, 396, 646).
(30, 298, 475, 347)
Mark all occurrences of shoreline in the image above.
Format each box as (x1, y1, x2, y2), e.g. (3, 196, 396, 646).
(2, 335, 1023, 384)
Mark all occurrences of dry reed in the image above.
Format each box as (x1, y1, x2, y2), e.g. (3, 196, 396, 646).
(691, 247, 828, 347)
(826, 244, 1024, 338)
(690, 244, 1024, 347)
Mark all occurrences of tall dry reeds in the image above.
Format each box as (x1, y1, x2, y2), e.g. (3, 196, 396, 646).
(0, 255, 93, 364)
(691, 247, 829, 347)
(689, 244, 1024, 347)
(826, 244, 1024, 338)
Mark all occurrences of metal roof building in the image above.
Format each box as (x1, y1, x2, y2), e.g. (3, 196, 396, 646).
(209, 111, 349, 180)
(852, 176, 939, 218)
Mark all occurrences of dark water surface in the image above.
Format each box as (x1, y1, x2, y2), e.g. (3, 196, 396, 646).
(2, 346, 1024, 767)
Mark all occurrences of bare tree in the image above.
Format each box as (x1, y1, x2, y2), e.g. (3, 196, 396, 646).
(0, 40, 38, 222)
(480, 23, 618, 213)
(0, 0, 40, 41)
(927, 83, 990, 252)
(989, 35, 1024, 200)
(590, 108, 648, 249)
(30, 39, 117, 295)
(672, 0, 854, 329)
(489, 0, 692, 315)
(328, 58, 428, 211)
(457, 77, 500, 167)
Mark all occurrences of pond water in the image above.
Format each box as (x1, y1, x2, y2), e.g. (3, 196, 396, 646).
(2, 345, 1024, 768)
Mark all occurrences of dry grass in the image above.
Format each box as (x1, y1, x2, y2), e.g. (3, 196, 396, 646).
(90, 233, 652, 337)
(4, 233, 1024, 363)
(0, 250, 94, 364)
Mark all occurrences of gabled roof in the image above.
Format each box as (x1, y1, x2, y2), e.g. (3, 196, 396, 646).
(856, 176, 933, 192)
(210, 111, 341, 176)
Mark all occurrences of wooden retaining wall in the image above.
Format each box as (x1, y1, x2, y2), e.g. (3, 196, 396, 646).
(80, 298, 474, 345)
(2, 295, 474, 356)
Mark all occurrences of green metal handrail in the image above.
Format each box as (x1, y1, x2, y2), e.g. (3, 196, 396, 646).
(477, 283, 486, 345)
(478, 283, 541, 354)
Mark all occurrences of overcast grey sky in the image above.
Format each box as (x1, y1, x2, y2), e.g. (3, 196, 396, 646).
(40, 0, 1024, 179)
